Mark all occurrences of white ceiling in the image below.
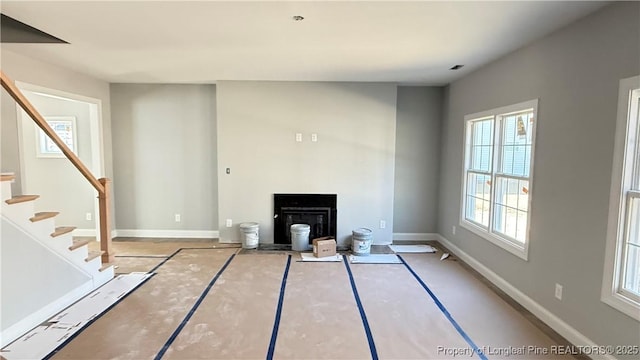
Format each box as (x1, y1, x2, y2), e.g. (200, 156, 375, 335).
(1, 1, 607, 85)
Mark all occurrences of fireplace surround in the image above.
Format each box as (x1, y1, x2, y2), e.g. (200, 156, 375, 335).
(273, 194, 337, 245)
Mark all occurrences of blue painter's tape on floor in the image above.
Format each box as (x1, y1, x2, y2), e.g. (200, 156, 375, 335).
(43, 273, 156, 360)
(154, 253, 236, 360)
(343, 255, 379, 360)
(266, 254, 292, 360)
(397, 255, 488, 360)
(149, 248, 183, 273)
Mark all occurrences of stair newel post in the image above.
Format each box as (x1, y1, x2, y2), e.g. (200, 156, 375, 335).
(98, 177, 115, 263)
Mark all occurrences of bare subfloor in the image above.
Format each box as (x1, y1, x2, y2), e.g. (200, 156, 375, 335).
(51, 239, 576, 360)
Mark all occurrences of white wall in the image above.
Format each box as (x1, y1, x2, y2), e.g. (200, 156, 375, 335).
(217, 81, 397, 246)
(438, 2, 640, 354)
(18, 92, 96, 227)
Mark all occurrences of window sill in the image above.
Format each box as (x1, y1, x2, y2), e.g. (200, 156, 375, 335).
(601, 291, 640, 322)
(459, 220, 529, 261)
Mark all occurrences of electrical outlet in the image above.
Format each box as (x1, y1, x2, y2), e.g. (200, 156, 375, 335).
(295, 133, 302, 142)
(311, 133, 318, 142)
(380, 220, 386, 229)
(555, 283, 563, 300)
(175, 214, 181, 222)
(226, 219, 233, 227)
(86, 212, 92, 221)
(452, 226, 456, 235)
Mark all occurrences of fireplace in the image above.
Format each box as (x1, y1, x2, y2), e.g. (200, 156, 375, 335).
(274, 194, 337, 245)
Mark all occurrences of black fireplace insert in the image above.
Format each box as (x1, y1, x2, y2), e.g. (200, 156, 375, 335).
(274, 194, 337, 244)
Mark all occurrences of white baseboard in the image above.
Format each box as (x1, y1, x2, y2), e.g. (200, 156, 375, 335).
(0, 281, 94, 348)
(435, 234, 614, 360)
(218, 239, 242, 244)
(113, 229, 219, 239)
(393, 233, 439, 241)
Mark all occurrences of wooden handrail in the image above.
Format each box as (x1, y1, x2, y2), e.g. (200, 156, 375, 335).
(1, 71, 104, 193)
(1, 70, 114, 263)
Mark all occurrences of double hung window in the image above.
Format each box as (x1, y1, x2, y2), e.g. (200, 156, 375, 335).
(461, 99, 538, 260)
(602, 76, 640, 320)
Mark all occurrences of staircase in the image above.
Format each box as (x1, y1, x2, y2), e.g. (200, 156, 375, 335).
(1, 173, 114, 346)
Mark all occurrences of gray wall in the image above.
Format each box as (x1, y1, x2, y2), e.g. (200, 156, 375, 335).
(394, 87, 443, 234)
(438, 2, 640, 353)
(0, 49, 113, 196)
(217, 81, 397, 246)
(110, 84, 218, 232)
(18, 92, 95, 227)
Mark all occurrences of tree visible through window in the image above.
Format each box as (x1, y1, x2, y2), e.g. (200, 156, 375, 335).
(462, 100, 538, 260)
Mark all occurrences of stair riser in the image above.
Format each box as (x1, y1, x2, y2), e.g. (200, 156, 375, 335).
(1, 202, 36, 225)
(84, 256, 101, 273)
(31, 218, 60, 240)
(93, 266, 115, 288)
(1, 180, 12, 202)
(46, 233, 89, 265)
(69, 247, 91, 265)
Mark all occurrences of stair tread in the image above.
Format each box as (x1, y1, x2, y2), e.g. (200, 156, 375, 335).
(30, 211, 60, 222)
(51, 226, 76, 237)
(86, 250, 105, 262)
(0, 174, 15, 182)
(69, 239, 90, 251)
(5, 195, 40, 205)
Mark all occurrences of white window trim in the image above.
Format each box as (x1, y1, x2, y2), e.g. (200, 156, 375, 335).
(602, 75, 640, 321)
(459, 99, 539, 261)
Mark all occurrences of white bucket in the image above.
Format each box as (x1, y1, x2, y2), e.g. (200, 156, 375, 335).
(291, 224, 311, 251)
(239, 222, 259, 249)
(352, 228, 373, 256)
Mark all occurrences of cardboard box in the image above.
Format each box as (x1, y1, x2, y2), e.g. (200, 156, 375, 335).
(313, 237, 336, 258)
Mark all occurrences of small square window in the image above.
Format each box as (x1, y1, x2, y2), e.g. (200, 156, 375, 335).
(36, 116, 77, 158)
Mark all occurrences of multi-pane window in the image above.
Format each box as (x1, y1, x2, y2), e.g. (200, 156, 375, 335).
(465, 118, 493, 227)
(602, 76, 640, 320)
(461, 100, 538, 259)
(623, 189, 640, 296)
